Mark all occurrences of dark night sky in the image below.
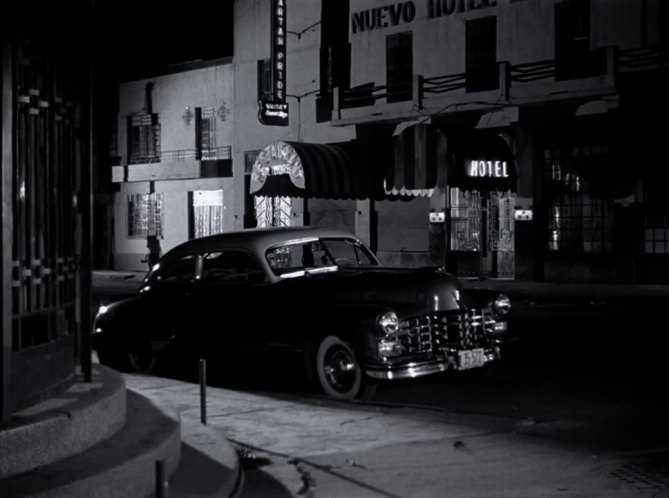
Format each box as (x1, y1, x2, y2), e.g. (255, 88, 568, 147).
(91, 0, 235, 82)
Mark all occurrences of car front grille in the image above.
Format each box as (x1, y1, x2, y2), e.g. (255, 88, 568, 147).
(398, 309, 496, 355)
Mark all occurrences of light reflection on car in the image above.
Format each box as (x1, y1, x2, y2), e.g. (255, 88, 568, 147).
(93, 226, 514, 400)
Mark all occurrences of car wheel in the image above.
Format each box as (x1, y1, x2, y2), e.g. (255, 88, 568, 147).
(315, 335, 375, 400)
(127, 344, 157, 375)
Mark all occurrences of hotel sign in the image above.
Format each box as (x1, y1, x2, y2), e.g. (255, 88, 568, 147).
(259, 0, 289, 126)
(467, 160, 509, 178)
(351, 0, 499, 34)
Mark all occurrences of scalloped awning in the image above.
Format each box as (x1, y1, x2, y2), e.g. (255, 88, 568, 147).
(250, 141, 369, 199)
(384, 124, 448, 197)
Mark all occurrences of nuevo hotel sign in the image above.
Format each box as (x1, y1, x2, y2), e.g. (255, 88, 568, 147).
(351, 0, 499, 33)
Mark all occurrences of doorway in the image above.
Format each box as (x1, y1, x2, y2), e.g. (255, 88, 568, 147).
(449, 188, 515, 278)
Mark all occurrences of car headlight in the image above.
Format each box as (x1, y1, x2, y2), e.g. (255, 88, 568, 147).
(96, 304, 110, 318)
(492, 294, 511, 317)
(377, 310, 399, 335)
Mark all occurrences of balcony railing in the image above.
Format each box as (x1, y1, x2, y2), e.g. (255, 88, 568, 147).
(129, 146, 232, 165)
(333, 43, 667, 118)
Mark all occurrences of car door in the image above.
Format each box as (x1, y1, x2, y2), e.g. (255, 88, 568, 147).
(140, 253, 199, 342)
(186, 250, 269, 360)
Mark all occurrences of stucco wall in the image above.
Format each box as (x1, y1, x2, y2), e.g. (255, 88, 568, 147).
(348, 0, 651, 88)
(117, 64, 234, 163)
(114, 177, 234, 271)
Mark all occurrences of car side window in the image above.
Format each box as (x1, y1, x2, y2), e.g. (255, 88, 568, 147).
(151, 254, 197, 284)
(199, 251, 265, 283)
(323, 239, 376, 266)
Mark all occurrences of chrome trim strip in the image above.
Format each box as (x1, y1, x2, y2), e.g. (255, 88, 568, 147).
(364, 360, 451, 380)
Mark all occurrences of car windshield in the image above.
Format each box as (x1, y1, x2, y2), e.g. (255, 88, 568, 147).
(266, 237, 378, 278)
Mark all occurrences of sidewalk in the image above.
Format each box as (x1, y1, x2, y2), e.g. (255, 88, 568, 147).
(124, 373, 668, 498)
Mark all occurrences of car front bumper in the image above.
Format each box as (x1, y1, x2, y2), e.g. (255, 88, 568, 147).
(363, 346, 502, 380)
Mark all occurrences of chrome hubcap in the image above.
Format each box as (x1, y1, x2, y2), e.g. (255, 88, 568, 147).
(324, 348, 357, 393)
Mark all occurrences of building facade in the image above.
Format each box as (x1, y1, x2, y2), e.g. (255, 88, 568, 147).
(317, 0, 667, 282)
(111, 61, 236, 270)
(108, 0, 667, 283)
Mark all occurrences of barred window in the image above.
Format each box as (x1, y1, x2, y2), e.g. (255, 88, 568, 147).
(198, 107, 217, 159)
(129, 114, 160, 164)
(128, 193, 163, 238)
(190, 190, 224, 239)
(544, 146, 612, 253)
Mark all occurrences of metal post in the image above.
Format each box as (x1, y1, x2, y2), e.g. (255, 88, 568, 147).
(155, 459, 168, 498)
(80, 30, 94, 383)
(199, 358, 207, 425)
(1, 14, 15, 422)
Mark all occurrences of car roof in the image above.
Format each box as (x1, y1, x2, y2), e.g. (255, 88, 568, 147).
(160, 226, 363, 263)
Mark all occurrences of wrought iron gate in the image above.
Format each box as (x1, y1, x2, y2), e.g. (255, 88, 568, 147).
(2, 15, 89, 414)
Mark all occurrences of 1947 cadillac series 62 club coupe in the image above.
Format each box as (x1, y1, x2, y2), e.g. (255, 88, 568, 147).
(93, 226, 513, 400)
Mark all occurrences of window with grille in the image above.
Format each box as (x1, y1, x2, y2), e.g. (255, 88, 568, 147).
(198, 107, 217, 159)
(128, 114, 160, 164)
(190, 190, 224, 239)
(544, 146, 612, 253)
(257, 59, 272, 102)
(128, 193, 163, 238)
(465, 16, 498, 92)
(386, 32, 413, 103)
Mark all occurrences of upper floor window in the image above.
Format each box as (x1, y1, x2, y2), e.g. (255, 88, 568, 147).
(257, 59, 272, 102)
(386, 32, 413, 103)
(466, 16, 498, 92)
(196, 107, 217, 159)
(128, 114, 160, 164)
(554, 0, 604, 79)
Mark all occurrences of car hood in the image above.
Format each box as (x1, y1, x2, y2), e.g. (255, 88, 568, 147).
(279, 266, 463, 316)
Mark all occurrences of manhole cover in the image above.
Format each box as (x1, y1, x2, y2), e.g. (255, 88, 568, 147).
(610, 461, 669, 491)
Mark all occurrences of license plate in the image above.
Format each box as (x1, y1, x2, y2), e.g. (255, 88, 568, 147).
(457, 348, 486, 370)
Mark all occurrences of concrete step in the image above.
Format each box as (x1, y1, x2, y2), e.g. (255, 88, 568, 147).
(0, 365, 126, 480)
(170, 421, 244, 498)
(0, 389, 181, 497)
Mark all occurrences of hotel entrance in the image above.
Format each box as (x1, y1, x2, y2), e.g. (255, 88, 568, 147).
(444, 129, 517, 279)
(449, 188, 515, 278)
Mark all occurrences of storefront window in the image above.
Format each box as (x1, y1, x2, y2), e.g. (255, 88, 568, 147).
(643, 153, 669, 254)
(544, 147, 612, 253)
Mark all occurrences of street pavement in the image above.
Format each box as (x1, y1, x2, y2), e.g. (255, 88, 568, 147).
(93, 270, 669, 497)
(123, 373, 669, 498)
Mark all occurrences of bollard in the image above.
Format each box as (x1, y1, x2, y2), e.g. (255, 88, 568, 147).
(199, 358, 207, 425)
(155, 459, 168, 498)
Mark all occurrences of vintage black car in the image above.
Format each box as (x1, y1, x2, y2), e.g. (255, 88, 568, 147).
(93, 227, 513, 400)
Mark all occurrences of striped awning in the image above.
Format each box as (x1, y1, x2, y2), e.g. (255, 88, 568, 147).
(385, 124, 448, 197)
(250, 141, 367, 199)
(385, 124, 517, 195)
